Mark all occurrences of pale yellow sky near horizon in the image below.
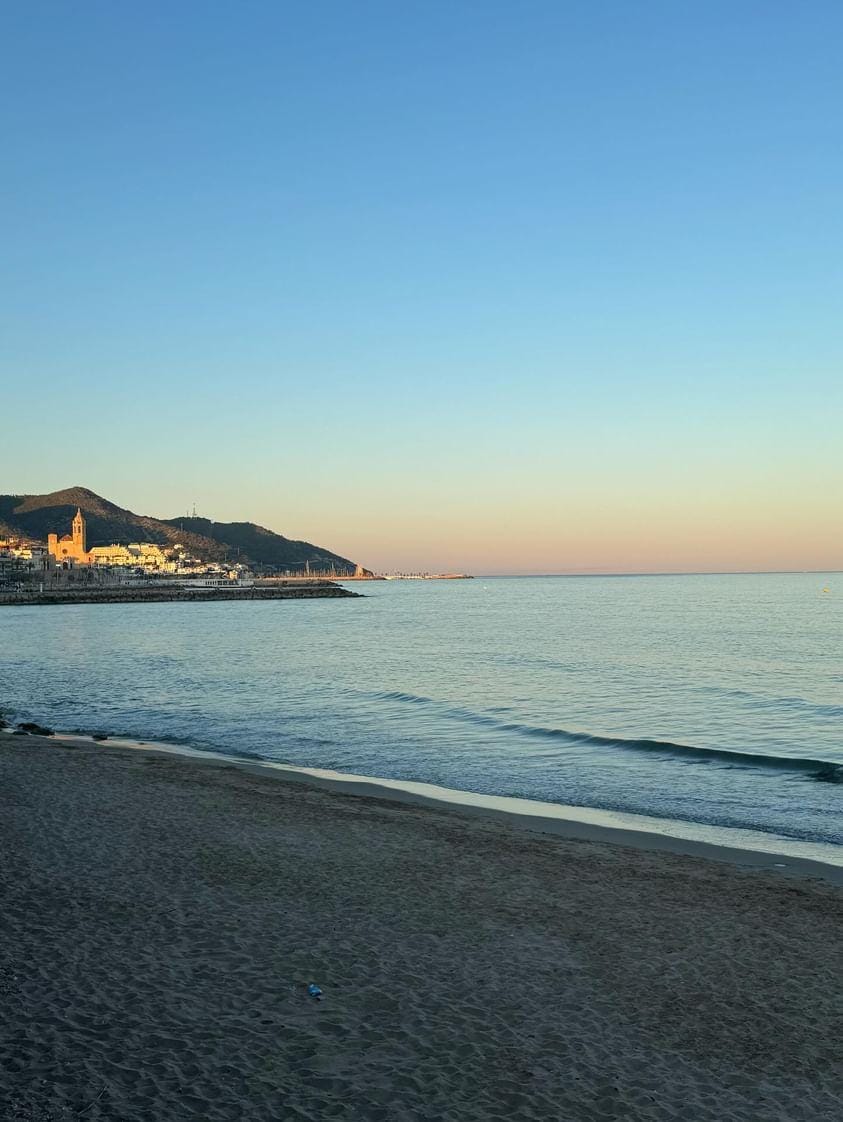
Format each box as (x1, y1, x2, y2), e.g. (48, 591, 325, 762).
(6, 398, 842, 574)
(45, 474, 837, 576)
(2, 470, 840, 575)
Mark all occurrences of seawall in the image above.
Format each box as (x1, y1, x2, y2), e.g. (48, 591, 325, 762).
(0, 583, 358, 607)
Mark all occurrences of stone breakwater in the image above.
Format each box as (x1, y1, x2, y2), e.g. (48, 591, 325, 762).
(0, 583, 358, 607)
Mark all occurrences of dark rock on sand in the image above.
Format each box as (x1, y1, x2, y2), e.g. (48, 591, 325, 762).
(17, 722, 54, 736)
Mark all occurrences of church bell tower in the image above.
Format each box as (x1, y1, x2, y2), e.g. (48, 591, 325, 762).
(72, 507, 86, 553)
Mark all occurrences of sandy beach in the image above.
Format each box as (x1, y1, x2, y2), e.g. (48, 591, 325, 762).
(2, 735, 841, 1121)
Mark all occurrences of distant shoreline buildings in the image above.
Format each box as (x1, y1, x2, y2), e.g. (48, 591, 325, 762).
(2, 508, 252, 584)
(1, 508, 470, 587)
(46, 508, 234, 575)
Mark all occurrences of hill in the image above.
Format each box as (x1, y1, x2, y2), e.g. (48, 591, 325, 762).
(0, 487, 358, 573)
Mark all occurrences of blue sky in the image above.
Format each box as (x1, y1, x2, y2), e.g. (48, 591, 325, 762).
(2, 2, 841, 571)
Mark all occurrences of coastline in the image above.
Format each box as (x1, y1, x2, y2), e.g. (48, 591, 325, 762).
(2, 732, 841, 1120)
(32, 730, 843, 884)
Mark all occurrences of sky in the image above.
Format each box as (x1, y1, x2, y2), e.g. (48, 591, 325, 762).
(1, 1, 841, 573)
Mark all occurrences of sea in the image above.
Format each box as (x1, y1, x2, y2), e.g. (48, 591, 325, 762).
(2, 574, 841, 858)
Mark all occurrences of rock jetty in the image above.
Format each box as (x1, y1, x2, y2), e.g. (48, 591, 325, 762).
(0, 583, 358, 607)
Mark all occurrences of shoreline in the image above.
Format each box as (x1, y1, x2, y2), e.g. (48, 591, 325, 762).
(2, 732, 842, 1120)
(8, 729, 842, 884)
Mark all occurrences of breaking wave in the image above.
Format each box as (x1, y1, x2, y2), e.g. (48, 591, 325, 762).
(371, 691, 843, 784)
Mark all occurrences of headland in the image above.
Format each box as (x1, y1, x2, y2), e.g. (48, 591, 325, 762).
(0, 488, 374, 598)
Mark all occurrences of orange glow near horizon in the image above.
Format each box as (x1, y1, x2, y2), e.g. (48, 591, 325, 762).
(261, 488, 842, 575)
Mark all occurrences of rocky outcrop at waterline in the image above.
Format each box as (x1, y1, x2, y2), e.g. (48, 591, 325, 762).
(0, 582, 359, 607)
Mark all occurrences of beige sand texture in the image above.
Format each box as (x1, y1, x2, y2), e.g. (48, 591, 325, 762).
(1, 736, 842, 1121)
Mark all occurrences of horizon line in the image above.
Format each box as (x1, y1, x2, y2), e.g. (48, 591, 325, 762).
(469, 569, 841, 579)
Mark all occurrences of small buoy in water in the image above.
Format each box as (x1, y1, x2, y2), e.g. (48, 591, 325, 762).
(307, 984, 322, 999)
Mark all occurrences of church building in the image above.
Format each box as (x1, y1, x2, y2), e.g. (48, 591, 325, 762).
(47, 508, 92, 567)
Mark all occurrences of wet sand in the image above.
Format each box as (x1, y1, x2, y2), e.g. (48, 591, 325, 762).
(2, 735, 841, 1121)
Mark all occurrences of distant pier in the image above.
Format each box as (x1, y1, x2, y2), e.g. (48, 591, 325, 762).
(263, 572, 474, 582)
(381, 573, 474, 580)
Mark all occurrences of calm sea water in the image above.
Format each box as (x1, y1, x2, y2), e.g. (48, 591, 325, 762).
(2, 575, 841, 847)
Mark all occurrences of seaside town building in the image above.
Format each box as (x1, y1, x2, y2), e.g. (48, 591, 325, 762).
(87, 542, 179, 571)
(0, 538, 52, 583)
(47, 508, 91, 567)
(46, 509, 176, 571)
(0, 539, 51, 566)
(41, 509, 252, 583)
